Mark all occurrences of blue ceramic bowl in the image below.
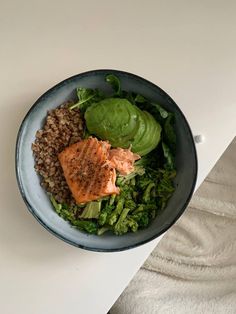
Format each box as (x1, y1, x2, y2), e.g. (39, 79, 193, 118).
(16, 69, 197, 252)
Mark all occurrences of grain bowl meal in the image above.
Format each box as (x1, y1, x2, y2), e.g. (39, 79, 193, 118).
(32, 74, 177, 236)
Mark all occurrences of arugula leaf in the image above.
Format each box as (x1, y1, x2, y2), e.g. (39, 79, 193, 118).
(131, 211, 149, 228)
(162, 142, 175, 170)
(50, 196, 98, 233)
(73, 220, 98, 234)
(70, 87, 95, 110)
(143, 182, 156, 203)
(70, 87, 104, 111)
(108, 198, 125, 226)
(105, 74, 121, 96)
(114, 207, 131, 235)
(50, 196, 62, 213)
(98, 204, 114, 226)
(97, 226, 112, 235)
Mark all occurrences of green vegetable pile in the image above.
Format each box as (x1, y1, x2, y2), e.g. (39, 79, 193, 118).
(50, 74, 177, 236)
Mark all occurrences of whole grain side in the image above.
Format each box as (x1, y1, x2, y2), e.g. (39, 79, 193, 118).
(32, 102, 84, 205)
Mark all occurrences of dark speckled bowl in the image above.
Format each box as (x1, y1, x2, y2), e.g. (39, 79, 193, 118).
(15, 69, 197, 252)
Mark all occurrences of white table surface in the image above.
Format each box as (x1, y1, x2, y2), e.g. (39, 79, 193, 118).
(1, 1, 236, 313)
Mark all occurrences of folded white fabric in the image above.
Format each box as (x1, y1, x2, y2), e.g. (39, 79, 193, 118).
(111, 138, 236, 314)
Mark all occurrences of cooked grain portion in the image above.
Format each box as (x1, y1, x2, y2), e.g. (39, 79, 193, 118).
(32, 103, 84, 205)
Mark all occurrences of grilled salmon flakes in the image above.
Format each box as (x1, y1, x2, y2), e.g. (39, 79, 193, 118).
(58, 137, 120, 204)
(109, 148, 140, 175)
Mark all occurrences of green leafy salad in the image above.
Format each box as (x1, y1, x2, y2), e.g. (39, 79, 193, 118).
(50, 74, 176, 235)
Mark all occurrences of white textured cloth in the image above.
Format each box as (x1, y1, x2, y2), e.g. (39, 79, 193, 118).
(111, 138, 236, 314)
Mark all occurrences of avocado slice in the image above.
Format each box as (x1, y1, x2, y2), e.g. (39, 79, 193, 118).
(85, 97, 162, 156)
(131, 108, 147, 152)
(85, 98, 139, 147)
(132, 111, 162, 156)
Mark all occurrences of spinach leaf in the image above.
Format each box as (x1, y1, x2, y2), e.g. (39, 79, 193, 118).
(156, 172, 175, 210)
(105, 74, 121, 96)
(151, 102, 169, 119)
(122, 91, 136, 105)
(164, 113, 176, 152)
(135, 94, 169, 119)
(134, 94, 146, 103)
(162, 142, 175, 170)
(79, 201, 101, 219)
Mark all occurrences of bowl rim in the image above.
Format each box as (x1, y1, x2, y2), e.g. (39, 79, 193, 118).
(15, 69, 198, 252)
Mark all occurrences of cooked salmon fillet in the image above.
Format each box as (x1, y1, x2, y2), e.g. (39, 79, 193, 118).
(58, 137, 119, 204)
(109, 148, 141, 175)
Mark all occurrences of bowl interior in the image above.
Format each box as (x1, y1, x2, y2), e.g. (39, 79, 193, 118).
(16, 70, 197, 251)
